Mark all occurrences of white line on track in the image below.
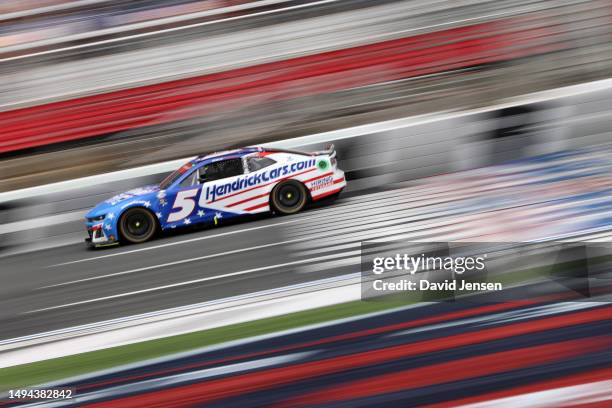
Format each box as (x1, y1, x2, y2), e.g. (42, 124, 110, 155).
(42, 240, 299, 288)
(28, 250, 361, 313)
(50, 214, 317, 267)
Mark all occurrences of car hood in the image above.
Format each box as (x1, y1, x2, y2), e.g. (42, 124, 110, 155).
(86, 184, 160, 219)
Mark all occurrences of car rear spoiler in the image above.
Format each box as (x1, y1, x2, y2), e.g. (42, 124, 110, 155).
(312, 144, 336, 159)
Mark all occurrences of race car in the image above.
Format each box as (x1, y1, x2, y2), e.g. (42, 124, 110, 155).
(85, 145, 346, 246)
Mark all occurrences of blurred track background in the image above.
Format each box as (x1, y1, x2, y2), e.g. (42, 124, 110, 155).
(1, 0, 612, 406)
(2, 0, 612, 188)
(7, 296, 612, 407)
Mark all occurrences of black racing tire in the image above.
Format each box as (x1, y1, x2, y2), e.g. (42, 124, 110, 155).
(271, 180, 308, 215)
(119, 208, 157, 244)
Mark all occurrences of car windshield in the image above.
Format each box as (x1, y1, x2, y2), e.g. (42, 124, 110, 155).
(159, 162, 194, 190)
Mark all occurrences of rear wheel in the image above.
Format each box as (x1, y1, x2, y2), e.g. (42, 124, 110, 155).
(119, 208, 157, 244)
(271, 181, 308, 215)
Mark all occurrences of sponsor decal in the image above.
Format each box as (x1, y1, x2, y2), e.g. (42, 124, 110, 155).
(317, 159, 329, 170)
(310, 176, 333, 191)
(204, 159, 315, 202)
(167, 159, 315, 222)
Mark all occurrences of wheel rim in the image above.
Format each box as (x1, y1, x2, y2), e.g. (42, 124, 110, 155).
(277, 184, 301, 208)
(124, 211, 152, 239)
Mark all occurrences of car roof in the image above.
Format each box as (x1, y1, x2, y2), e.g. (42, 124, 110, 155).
(193, 147, 261, 164)
(192, 146, 312, 165)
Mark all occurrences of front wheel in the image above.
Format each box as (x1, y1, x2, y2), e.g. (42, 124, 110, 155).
(271, 181, 308, 215)
(119, 208, 157, 244)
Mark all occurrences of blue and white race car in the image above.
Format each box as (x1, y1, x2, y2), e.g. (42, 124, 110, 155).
(85, 145, 346, 246)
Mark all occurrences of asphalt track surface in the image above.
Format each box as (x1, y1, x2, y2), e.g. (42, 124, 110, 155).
(1, 147, 612, 341)
(6, 292, 612, 407)
(0, 186, 383, 341)
(0, 197, 349, 340)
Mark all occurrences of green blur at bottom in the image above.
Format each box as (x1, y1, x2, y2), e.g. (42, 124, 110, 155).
(0, 296, 411, 392)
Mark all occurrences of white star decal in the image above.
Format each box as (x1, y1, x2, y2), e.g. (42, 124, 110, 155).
(197, 210, 205, 217)
(107, 213, 115, 220)
(184, 218, 191, 225)
(144, 201, 151, 208)
(104, 224, 112, 231)
(156, 212, 162, 218)
(215, 212, 223, 219)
